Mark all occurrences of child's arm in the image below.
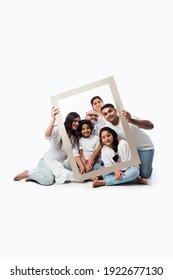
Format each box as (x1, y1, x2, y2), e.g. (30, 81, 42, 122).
(114, 170, 125, 180)
(79, 150, 93, 173)
(87, 144, 102, 170)
(79, 149, 87, 167)
(75, 156, 85, 174)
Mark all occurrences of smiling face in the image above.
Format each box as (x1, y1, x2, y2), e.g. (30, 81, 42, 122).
(85, 110, 99, 125)
(100, 130, 114, 148)
(81, 123, 92, 138)
(72, 117, 80, 130)
(101, 107, 118, 124)
(92, 98, 104, 112)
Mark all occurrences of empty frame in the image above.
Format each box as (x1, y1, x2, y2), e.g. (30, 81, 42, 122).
(50, 76, 140, 181)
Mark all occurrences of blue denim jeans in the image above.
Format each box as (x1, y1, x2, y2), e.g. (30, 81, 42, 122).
(63, 159, 103, 172)
(63, 158, 72, 171)
(92, 162, 104, 171)
(103, 166, 139, 186)
(138, 149, 154, 178)
(28, 158, 55, 186)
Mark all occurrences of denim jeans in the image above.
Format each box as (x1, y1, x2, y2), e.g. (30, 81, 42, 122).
(138, 149, 154, 178)
(63, 158, 72, 171)
(103, 166, 139, 186)
(28, 158, 55, 186)
(92, 162, 104, 171)
(63, 159, 103, 172)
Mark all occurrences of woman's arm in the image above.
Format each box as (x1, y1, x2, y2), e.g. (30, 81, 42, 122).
(45, 107, 59, 137)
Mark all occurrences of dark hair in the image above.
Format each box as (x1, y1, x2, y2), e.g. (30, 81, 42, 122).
(78, 119, 93, 137)
(99, 127, 119, 162)
(90, 96, 103, 107)
(101, 103, 115, 112)
(64, 112, 80, 148)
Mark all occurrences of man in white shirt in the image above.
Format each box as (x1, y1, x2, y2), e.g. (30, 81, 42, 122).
(101, 103, 154, 179)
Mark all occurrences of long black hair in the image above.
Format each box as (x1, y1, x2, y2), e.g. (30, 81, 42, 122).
(99, 127, 119, 163)
(64, 112, 80, 148)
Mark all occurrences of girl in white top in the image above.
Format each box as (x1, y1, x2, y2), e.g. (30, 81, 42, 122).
(92, 127, 148, 188)
(77, 119, 103, 173)
(14, 107, 80, 185)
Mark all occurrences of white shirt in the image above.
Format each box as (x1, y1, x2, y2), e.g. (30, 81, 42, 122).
(43, 126, 67, 162)
(92, 123, 102, 136)
(101, 139, 132, 167)
(79, 135, 100, 160)
(97, 115, 110, 128)
(30, 126, 75, 184)
(107, 117, 154, 151)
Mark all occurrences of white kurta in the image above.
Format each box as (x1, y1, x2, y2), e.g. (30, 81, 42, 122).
(30, 126, 75, 184)
(43, 126, 67, 162)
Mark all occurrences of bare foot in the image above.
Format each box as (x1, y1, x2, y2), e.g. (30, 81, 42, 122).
(13, 170, 29, 181)
(91, 176, 99, 182)
(137, 177, 148, 185)
(92, 179, 105, 188)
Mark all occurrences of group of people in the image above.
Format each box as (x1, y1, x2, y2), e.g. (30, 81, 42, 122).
(14, 96, 154, 188)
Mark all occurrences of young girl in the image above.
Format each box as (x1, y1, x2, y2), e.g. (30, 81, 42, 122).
(92, 127, 148, 188)
(77, 120, 103, 173)
(14, 107, 80, 185)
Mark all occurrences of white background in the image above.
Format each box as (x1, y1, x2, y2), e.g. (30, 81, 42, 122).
(57, 84, 115, 121)
(0, 0, 172, 265)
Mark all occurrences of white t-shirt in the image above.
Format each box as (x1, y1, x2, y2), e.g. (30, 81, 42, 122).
(91, 116, 110, 136)
(79, 135, 100, 160)
(101, 139, 132, 167)
(92, 123, 102, 136)
(97, 115, 110, 128)
(107, 118, 154, 151)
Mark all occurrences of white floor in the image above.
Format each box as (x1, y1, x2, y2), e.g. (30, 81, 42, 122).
(1, 156, 172, 261)
(1, 0, 172, 264)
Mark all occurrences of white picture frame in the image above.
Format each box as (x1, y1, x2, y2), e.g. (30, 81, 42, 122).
(50, 76, 140, 181)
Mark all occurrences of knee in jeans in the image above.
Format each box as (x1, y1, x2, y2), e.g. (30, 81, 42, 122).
(63, 160, 72, 171)
(134, 168, 140, 178)
(42, 177, 54, 186)
(140, 168, 152, 179)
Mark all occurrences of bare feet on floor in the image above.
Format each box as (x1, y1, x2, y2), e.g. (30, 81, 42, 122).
(92, 177, 148, 188)
(92, 179, 105, 188)
(91, 176, 99, 182)
(137, 177, 148, 185)
(13, 170, 29, 181)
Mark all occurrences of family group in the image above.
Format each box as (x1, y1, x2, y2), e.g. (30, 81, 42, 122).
(14, 96, 154, 188)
